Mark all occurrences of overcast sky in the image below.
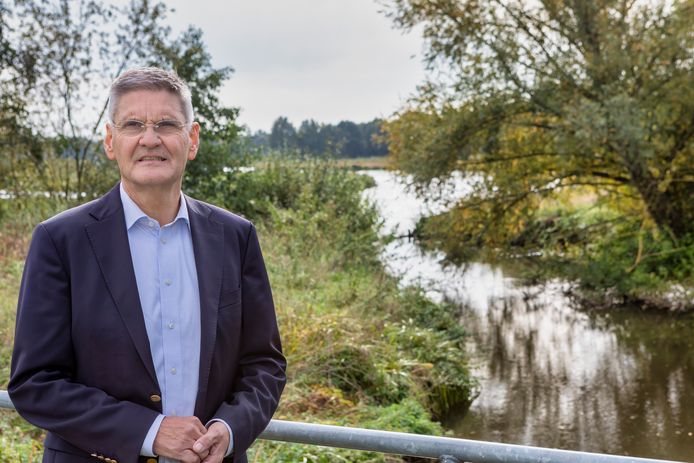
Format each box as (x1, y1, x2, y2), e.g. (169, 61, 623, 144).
(163, 0, 426, 133)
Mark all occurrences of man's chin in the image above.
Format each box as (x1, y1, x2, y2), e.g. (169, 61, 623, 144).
(124, 175, 180, 191)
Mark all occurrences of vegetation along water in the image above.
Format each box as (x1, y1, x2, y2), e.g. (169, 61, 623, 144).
(364, 169, 694, 462)
(0, 158, 476, 462)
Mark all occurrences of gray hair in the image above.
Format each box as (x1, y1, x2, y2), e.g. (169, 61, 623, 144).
(107, 67, 194, 128)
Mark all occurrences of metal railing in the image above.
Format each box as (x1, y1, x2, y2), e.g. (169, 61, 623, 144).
(0, 390, 684, 463)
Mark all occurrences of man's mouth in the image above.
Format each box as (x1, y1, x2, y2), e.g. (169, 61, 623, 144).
(138, 156, 167, 162)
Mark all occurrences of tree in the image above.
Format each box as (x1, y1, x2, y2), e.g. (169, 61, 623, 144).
(335, 121, 364, 158)
(1, 0, 43, 199)
(145, 25, 243, 197)
(147, 26, 240, 142)
(382, 0, 694, 242)
(1, 0, 174, 199)
(269, 116, 297, 151)
(360, 119, 389, 157)
(297, 119, 324, 153)
(1, 0, 241, 201)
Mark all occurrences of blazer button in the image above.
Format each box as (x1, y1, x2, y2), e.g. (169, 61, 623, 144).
(146, 458, 158, 463)
(149, 394, 161, 403)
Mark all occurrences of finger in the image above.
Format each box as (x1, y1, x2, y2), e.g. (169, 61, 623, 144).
(196, 448, 210, 461)
(180, 448, 202, 463)
(191, 417, 208, 435)
(200, 446, 223, 463)
(193, 431, 218, 455)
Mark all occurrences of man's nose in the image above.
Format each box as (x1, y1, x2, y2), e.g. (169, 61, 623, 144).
(138, 125, 161, 147)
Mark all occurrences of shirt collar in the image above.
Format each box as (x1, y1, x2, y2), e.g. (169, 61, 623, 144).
(119, 183, 190, 230)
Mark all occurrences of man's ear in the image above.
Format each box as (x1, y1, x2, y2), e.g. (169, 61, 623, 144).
(188, 122, 201, 161)
(104, 123, 115, 160)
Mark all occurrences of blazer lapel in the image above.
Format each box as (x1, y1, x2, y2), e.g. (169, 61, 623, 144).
(186, 196, 224, 417)
(84, 185, 158, 387)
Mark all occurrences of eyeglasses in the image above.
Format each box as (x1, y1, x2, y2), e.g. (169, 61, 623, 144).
(114, 119, 186, 137)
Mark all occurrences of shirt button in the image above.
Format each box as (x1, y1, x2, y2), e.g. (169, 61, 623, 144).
(148, 221, 155, 228)
(163, 279, 172, 286)
(170, 367, 177, 375)
(168, 322, 175, 329)
(161, 237, 167, 244)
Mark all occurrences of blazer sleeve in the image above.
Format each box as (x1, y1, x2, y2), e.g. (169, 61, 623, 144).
(211, 223, 286, 460)
(9, 224, 159, 462)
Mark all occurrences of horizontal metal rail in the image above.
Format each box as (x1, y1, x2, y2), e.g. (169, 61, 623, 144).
(0, 390, 684, 463)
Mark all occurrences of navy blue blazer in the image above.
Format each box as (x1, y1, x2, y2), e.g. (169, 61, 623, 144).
(9, 184, 286, 463)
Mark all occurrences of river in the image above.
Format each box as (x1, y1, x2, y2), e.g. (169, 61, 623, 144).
(362, 169, 694, 462)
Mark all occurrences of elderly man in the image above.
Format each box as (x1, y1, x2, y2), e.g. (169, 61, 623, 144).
(9, 67, 286, 463)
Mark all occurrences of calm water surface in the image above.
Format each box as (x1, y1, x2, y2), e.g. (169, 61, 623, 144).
(363, 169, 694, 462)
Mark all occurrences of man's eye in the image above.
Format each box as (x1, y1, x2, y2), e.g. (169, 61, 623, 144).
(155, 120, 184, 134)
(157, 120, 180, 128)
(122, 120, 144, 129)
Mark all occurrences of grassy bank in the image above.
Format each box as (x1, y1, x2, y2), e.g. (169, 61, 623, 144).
(335, 156, 391, 170)
(0, 158, 475, 461)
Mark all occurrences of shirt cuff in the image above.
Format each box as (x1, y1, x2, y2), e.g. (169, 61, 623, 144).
(206, 418, 234, 457)
(141, 414, 165, 457)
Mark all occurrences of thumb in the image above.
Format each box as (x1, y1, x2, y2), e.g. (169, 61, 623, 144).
(193, 431, 214, 454)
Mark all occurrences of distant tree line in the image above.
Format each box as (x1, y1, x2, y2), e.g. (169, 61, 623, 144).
(251, 117, 388, 158)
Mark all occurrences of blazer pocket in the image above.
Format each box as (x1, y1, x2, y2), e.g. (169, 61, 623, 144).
(219, 287, 242, 310)
(45, 448, 100, 462)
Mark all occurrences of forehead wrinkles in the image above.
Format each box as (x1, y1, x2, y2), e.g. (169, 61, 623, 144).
(114, 90, 185, 122)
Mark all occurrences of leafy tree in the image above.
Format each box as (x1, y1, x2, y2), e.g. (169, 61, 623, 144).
(1, 0, 241, 201)
(361, 119, 389, 157)
(297, 119, 325, 153)
(336, 121, 364, 158)
(382, 0, 694, 243)
(249, 129, 270, 152)
(270, 116, 298, 151)
(1, 0, 172, 198)
(1, 0, 43, 198)
(145, 25, 243, 197)
(147, 26, 240, 142)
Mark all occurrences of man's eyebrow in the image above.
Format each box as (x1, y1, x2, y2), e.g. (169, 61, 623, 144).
(118, 114, 182, 121)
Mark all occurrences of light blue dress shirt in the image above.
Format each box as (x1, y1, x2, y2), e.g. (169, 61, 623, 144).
(119, 185, 231, 461)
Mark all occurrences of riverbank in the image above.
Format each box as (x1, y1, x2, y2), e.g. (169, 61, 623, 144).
(0, 159, 475, 461)
(336, 155, 391, 170)
(415, 198, 694, 313)
(363, 169, 694, 461)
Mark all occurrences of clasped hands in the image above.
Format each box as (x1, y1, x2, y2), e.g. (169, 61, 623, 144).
(153, 416, 230, 463)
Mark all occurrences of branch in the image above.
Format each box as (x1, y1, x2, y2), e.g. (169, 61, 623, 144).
(587, 170, 631, 184)
(496, 2, 598, 102)
(665, 110, 694, 165)
(460, 151, 564, 165)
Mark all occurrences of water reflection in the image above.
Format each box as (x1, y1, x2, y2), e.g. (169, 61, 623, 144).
(363, 169, 694, 461)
